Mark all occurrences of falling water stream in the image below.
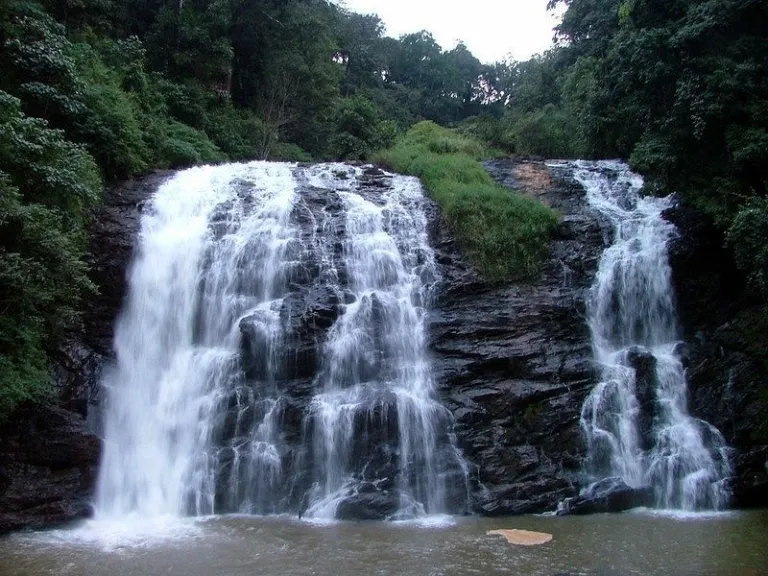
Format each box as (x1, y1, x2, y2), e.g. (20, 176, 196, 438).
(95, 161, 467, 522)
(570, 160, 730, 510)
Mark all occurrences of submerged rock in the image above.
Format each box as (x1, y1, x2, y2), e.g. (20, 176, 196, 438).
(486, 528, 553, 545)
(335, 491, 400, 521)
(556, 477, 654, 515)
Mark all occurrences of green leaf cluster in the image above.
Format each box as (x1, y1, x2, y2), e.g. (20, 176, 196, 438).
(0, 90, 101, 416)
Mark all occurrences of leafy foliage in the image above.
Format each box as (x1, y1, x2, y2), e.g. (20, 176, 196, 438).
(729, 199, 768, 300)
(0, 91, 101, 416)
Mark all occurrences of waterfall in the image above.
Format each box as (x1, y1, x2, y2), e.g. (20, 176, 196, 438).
(301, 166, 465, 519)
(571, 160, 730, 510)
(95, 161, 468, 521)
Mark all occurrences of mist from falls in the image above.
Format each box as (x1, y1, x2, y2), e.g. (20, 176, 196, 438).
(95, 161, 468, 521)
(572, 160, 730, 510)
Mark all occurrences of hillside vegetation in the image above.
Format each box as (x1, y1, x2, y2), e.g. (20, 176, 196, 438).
(459, 0, 768, 301)
(377, 122, 559, 282)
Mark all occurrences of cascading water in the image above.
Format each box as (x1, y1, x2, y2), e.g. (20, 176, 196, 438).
(569, 160, 730, 510)
(95, 161, 468, 522)
(302, 166, 467, 519)
(96, 162, 298, 518)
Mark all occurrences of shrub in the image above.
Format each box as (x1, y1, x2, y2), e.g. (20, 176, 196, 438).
(269, 142, 312, 162)
(0, 91, 101, 419)
(204, 105, 269, 161)
(504, 104, 577, 158)
(729, 198, 768, 301)
(375, 121, 559, 282)
(457, 114, 509, 152)
(160, 120, 226, 168)
(70, 42, 150, 178)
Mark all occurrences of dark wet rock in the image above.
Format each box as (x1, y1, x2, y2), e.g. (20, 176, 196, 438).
(557, 477, 654, 515)
(363, 166, 385, 177)
(0, 404, 100, 533)
(84, 172, 174, 355)
(428, 160, 608, 515)
(664, 202, 768, 509)
(335, 490, 400, 521)
(624, 346, 657, 449)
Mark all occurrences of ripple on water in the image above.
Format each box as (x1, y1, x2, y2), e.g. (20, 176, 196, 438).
(628, 507, 740, 521)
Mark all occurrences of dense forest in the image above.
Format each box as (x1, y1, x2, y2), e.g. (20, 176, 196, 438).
(1, 0, 766, 416)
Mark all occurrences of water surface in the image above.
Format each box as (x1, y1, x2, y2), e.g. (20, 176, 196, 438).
(2, 511, 766, 576)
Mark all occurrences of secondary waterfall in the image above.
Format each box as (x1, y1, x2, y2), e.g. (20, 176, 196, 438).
(573, 160, 730, 510)
(95, 161, 468, 521)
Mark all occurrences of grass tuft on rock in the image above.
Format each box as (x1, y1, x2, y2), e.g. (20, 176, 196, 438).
(375, 121, 558, 282)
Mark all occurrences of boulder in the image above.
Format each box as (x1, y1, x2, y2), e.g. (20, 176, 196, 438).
(335, 490, 400, 521)
(557, 477, 654, 515)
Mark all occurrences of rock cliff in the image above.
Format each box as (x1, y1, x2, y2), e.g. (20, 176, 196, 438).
(665, 204, 768, 508)
(429, 160, 606, 514)
(2, 159, 766, 532)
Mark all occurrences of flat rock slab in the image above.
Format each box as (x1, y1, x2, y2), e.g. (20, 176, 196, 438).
(486, 529, 553, 546)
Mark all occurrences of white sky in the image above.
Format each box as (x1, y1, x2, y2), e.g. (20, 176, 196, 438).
(342, 0, 561, 63)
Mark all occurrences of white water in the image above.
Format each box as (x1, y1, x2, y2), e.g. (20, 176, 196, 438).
(303, 166, 466, 518)
(96, 162, 298, 518)
(572, 160, 730, 510)
(95, 161, 466, 524)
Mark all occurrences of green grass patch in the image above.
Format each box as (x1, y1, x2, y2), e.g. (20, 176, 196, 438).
(374, 121, 559, 282)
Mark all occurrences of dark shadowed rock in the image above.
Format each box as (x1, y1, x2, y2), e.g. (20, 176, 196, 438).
(557, 477, 654, 515)
(664, 202, 768, 509)
(624, 346, 657, 449)
(0, 404, 100, 533)
(335, 490, 400, 520)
